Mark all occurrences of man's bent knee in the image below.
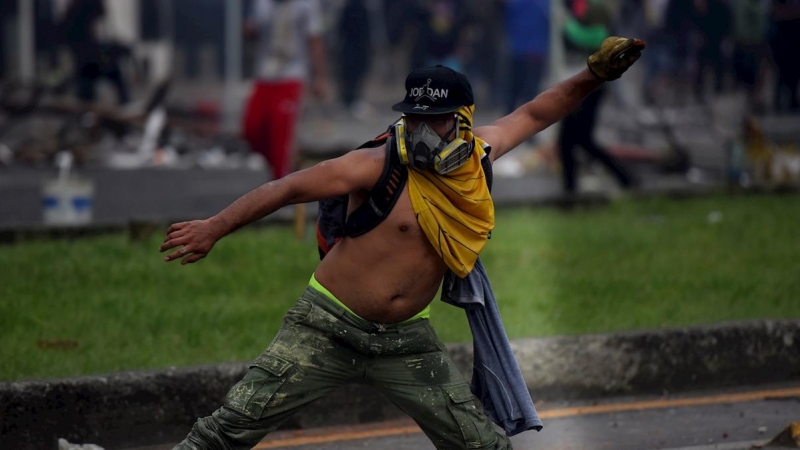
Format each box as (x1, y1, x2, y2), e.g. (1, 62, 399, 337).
(171, 352, 300, 449)
(430, 383, 513, 449)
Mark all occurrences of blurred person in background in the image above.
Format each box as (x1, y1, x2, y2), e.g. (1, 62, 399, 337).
(770, 0, 800, 112)
(337, 0, 373, 120)
(410, 0, 472, 72)
(60, 0, 130, 104)
(35, 0, 64, 87)
(641, 0, 676, 105)
(174, 0, 225, 81)
(660, 0, 702, 104)
(611, 0, 663, 110)
(504, 0, 550, 114)
(731, 0, 771, 112)
(379, 0, 415, 84)
(0, 1, 15, 80)
(687, 0, 731, 101)
(462, 0, 504, 110)
(242, 0, 330, 180)
(161, 35, 645, 450)
(559, 0, 635, 195)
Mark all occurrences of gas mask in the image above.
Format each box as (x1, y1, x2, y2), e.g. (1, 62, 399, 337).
(394, 116, 474, 175)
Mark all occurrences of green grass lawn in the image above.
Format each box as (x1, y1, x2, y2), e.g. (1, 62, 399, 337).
(2, 193, 799, 382)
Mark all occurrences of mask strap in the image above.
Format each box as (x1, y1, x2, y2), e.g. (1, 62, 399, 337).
(432, 115, 459, 152)
(447, 114, 459, 142)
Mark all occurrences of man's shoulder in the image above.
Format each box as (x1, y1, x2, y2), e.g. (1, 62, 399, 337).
(474, 126, 502, 162)
(343, 145, 389, 181)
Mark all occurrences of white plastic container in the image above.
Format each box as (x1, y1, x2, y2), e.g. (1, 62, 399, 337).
(42, 177, 95, 226)
(41, 152, 95, 226)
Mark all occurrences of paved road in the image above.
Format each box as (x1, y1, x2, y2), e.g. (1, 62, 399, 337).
(129, 383, 800, 450)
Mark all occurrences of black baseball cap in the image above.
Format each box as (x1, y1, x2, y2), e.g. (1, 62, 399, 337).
(391, 65, 474, 115)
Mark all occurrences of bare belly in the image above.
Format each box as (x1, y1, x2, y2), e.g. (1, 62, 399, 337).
(314, 188, 448, 323)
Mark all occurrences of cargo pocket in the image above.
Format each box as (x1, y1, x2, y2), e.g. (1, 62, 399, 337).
(224, 353, 294, 420)
(283, 297, 314, 326)
(442, 382, 491, 449)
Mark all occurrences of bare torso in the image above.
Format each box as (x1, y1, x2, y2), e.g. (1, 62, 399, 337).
(314, 121, 504, 324)
(314, 179, 448, 324)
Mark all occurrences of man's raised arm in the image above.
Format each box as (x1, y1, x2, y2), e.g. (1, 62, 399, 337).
(477, 37, 645, 162)
(160, 148, 384, 264)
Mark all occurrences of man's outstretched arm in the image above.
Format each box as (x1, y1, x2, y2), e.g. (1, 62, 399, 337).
(159, 148, 384, 264)
(476, 37, 645, 162)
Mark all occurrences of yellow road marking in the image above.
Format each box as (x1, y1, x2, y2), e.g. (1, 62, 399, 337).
(254, 386, 800, 449)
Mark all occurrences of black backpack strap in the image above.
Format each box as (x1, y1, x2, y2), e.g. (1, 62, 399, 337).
(356, 130, 391, 150)
(344, 135, 409, 237)
(316, 194, 348, 259)
(316, 124, 404, 259)
(480, 141, 493, 192)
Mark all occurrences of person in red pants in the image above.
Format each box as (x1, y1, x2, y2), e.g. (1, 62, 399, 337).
(242, 0, 330, 179)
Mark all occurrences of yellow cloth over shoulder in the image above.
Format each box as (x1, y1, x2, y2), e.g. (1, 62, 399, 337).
(407, 104, 494, 278)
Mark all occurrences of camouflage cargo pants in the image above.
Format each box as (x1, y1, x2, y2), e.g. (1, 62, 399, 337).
(173, 286, 512, 450)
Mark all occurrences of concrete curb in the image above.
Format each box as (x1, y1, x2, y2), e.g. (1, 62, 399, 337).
(2, 319, 799, 449)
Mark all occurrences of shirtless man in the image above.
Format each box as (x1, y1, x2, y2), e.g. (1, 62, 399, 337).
(161, 37, 644, 450)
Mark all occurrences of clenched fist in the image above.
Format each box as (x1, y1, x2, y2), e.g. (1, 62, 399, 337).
(587, 37, 646, 81)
